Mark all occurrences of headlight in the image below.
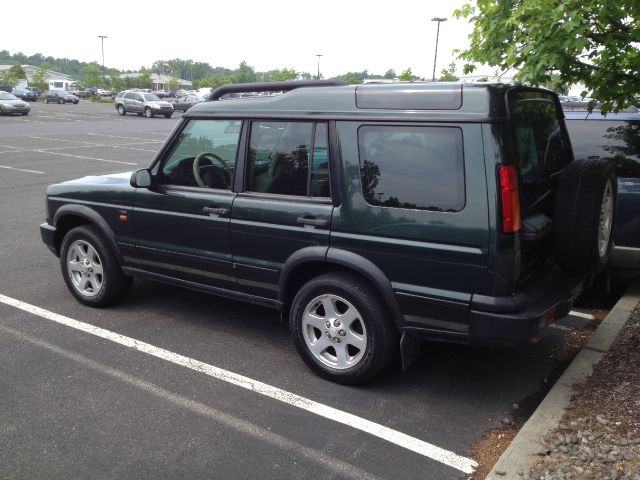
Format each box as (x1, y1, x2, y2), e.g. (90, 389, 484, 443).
(0, 103, 10, 107)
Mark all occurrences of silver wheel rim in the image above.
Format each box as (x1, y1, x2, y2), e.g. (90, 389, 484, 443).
(598, 179, 614, 257)
(302, 294, 367, 370)
(145, 109, 152, 117)
(66, 240, 104, 297)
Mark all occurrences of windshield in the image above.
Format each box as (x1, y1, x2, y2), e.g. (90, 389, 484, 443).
(142, 93, 161, 101)
(0, 92, 18, 100)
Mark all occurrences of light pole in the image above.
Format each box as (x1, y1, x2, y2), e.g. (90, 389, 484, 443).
(97, 35, 107, 82)
(316, 54, 323, 80)
(431, 17, 447, 81)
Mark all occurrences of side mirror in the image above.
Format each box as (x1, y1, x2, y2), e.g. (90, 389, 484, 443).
(130, 169, 152, 188)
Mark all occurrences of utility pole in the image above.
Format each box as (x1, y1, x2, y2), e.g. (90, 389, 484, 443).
(316, 54, 323, 80)
(431, 18, 447, 81)
(97, 35, 108, 81)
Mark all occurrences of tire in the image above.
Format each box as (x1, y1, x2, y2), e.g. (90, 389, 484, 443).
(144, 107, 153, 118)
(59, 225, 133, 307)
(21, 112, 28, 116)
(164, 113, 172, 118)
(59, 98, 63, 104)
(117, 104, 126, 116)
(289, 272, 398, 384)
(554, 158, 617, 273)
(45, 99, 49, 104)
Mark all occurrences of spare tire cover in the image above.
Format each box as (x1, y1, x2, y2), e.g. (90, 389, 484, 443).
(554, 158, 617, 273)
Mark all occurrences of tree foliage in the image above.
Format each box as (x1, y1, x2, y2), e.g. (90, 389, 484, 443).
(398, 68, 418, 81)
(439, 62, 459, 81)
(454, 0, 640, 113)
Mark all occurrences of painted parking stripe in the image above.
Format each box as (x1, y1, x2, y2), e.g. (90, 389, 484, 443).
(569, 310, 596, 320)
(0, 165, 44, 174)
(0, 293, 477, 474)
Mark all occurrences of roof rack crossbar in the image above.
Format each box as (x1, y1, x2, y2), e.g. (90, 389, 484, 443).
(208, 80, 346, 101)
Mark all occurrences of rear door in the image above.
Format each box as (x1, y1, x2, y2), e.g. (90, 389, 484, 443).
(230, 120, 334, 299)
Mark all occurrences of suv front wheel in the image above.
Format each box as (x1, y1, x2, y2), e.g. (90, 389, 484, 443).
(60, 225, 133, 307)
(289, 272, 398, 384)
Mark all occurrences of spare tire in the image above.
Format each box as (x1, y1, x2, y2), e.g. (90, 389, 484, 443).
(554, 158, 616, 273)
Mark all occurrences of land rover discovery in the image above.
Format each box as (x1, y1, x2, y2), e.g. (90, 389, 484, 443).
(40, 81, 616, 383)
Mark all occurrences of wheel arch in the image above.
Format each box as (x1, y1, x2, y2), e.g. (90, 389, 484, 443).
(279, 246, 405, 330)
(52, 205, 124, 265)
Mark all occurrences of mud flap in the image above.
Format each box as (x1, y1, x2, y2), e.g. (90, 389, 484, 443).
(400, 331, 421, 371)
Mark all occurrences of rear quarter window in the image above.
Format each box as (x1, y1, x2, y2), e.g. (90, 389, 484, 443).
(357, 125, 465, 212)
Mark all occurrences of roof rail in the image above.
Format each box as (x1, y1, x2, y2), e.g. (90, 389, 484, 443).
(208, 80, 346, 101)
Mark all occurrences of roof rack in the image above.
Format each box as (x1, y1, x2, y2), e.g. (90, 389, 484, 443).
(208, 79, 346, 101)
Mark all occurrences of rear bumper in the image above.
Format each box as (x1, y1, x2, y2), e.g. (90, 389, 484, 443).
(469, 267, 585, 345)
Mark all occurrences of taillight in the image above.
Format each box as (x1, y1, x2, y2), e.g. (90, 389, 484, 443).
(499, 165, 521, 233)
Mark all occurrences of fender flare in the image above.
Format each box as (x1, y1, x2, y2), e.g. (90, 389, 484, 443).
(53, 204, 124, 265)
(278, 246, 405, 330)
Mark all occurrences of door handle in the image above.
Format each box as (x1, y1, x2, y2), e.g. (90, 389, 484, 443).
(297, 216, 330, 228)
(203, 206, 229, 216)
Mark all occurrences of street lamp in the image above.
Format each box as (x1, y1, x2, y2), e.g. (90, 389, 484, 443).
(431, 17, 447, 81)
(97, 35, 108, 81)
(316, 54, 323, 80)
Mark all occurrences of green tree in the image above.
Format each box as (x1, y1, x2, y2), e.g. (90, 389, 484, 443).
(234, 61, 257, 83)
(168, 76, 181, 91)
(384, 69, 397, 79)
(336, 73, 362, 85)
(454, 0, 640, 113)
(8, 63, 26, 79)
(263, 68, 298, 82)
(81, 64, 101, 88)
(542, 73, 569, 95)
(31, 63, 50, 90)
(439, 62, 459, 81)
(398, 68, 418, 81)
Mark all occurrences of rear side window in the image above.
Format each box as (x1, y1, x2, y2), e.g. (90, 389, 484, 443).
(246, 121, 330, 197)
(508, 91, 572, 210)
(565, 119, 640, 178)
(358, 125, 465, 212)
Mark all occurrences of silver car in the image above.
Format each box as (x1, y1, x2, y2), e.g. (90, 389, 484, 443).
(0, 92, 30, 115)
(114, 90, 174, 118)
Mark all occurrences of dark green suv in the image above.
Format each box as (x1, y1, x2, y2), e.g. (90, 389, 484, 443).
(40, 81, 616, 384)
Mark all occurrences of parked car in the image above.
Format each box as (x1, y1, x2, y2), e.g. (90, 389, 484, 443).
(114, 90, 174, 118)
(44, 90, 80, 104)
(40, 81, 614, 384)
(0, 92, 30, 115)
(13, 88, 38, 101)
(172, 95, 204, 112)
(564, 107, 640, 270)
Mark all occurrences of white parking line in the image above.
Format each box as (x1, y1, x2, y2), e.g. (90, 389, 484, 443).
(88, 133, 164, 142)
(30, 136, 158, 153)
(0, 165, 44, 174)
(569, 310, 596, 320)
(0, 293, 477, 474)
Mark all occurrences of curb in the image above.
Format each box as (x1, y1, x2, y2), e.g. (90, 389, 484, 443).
(484, 281, 640, 479)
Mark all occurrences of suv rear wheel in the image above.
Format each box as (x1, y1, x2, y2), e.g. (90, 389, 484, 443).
(60, 225, 133, 307)
(117, 104, 126, 115)
(144, 107, 153, 118)
(289, 272, 397, 384)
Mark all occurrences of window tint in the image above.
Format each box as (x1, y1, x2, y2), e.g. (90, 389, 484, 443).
(566, 119, 640, 178)
(509, 92, 572, 209)
(358, 125, 465, 211)
(247, 121, 330, 197)
(159, 119, 241, 190)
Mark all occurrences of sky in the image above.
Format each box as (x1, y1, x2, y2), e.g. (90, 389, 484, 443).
(0, 0, 496, 80)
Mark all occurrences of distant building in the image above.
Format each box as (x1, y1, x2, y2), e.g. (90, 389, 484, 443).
(119, 72, 192, 90)
(0, 64, 74, 88)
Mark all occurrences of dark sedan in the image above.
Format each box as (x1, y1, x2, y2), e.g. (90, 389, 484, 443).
(172, 95, 204, 112)
(44, 90, 80, 104)
(14, 89, 38, 101)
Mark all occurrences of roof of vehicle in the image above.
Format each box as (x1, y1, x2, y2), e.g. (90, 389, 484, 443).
(185, 81, 549, 122)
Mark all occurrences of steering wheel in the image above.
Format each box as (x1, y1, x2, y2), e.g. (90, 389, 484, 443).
(192, 152, 231, 188)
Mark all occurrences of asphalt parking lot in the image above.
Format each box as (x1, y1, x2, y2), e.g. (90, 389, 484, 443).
(0, 100, 602, 479)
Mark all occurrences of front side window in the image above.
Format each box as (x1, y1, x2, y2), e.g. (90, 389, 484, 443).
(358, 125, 465, 211)
(246, 121, 330, 197)
(158, 119, 241, 190)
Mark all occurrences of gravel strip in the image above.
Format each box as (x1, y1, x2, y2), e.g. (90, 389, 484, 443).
(527, 305, 640, 480)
